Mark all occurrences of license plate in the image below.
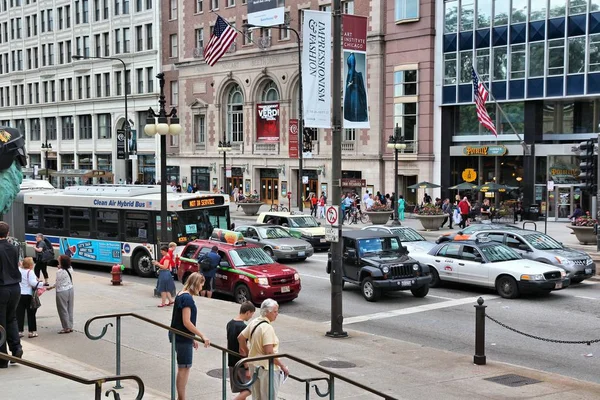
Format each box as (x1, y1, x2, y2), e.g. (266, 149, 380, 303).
(585, 268, 592, 274)
(555, 282, 563, 289)
(401, 280, 412, 287)
(320, 239, 327, 243)
(281, 286, 290, 293)
(298, 251, 305, 257)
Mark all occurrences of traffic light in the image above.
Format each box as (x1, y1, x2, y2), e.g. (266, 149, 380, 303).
(578, 140, 597, 192)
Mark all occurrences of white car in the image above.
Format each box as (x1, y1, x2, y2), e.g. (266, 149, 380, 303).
(362, 225, 436, 255)
(411, 239, 570, 299)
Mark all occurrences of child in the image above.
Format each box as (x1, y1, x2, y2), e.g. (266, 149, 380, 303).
(226, 302, 256, 400)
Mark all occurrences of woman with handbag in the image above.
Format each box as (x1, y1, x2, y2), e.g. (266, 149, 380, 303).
(33, 233, 51, 286)
(153, 245, 176, 307)
(16, 257, 42, 338)
(47, 256, 74, 334)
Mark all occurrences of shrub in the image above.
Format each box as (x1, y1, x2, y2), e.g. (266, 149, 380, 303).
(417, 203, 444, 216)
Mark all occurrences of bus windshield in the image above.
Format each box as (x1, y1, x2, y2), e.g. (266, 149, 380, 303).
(174, 207, 230, 243)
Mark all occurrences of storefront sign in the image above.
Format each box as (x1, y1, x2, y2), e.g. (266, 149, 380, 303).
(462, 145, 507, 156)
(248, 0, 284, 27)
(462, 168, 477, 182)
(256, 103, 280, 141)
(289, 119, 299, 159)
(549, 164, 579, 184)
(341, 178, 366, 187)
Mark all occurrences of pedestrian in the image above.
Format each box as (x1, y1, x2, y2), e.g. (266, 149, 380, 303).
(397, 195, 405, 221)
(0, 221, 24, 367)
(33, 233, 51, 286)
(199, 245, 220, 298)
(169, 272, 211, 400)
(237, 299, 289, 400)
(480, 198, 491, 223)
(227, 301, 256, 400)
(233, 187, 240, 203)
(440, 198, 454, 229)
(47, 256, 74, 334)
(17, 257, 41, 339)
(458, 197, 471, 229)
(153, 245, 176, 307)
(310, 193, 318, 217)
(317, 194, 326, 219)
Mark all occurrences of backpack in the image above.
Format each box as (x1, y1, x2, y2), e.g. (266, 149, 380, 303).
(200, 256, 213, 273)
(41, 238, 55, 262)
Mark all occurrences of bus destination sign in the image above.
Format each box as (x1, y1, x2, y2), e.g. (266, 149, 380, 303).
(182, 196, 225, 209)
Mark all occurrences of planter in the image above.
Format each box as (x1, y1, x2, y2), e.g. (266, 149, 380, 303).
(415, 214, 447, 231)
(567, 225, 596, 245)
(237, 202, 264, 216)
(365, 211, 394, 225)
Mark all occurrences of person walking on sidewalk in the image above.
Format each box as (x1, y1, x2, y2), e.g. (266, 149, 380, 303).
(153, 245, 176, 307)
(458, 197, 471, 229)
(317, 194, 326, 219)
(238, 299, 289, 400)
(169, 272, 211, 400)
(310, 193, 318, 217)
(227, 301, 256, 400)
(397, 195, 405, 221)
(33, 233, 51, 286)
(47, 257, 74, 334)
(0, 221, 24, 368)
(17, 257, 41, 339)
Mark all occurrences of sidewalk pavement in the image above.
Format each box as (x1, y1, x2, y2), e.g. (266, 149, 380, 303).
(3, 237, 600, 398)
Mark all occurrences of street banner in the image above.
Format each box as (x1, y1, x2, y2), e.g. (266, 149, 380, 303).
(289, 119, 299, 159)
(248, 0, 285, 27)
(302, 10, 332, 129)
(342, 15, 370, 129)
(116, 129, 126, 160)
(256, 103, 280, 141)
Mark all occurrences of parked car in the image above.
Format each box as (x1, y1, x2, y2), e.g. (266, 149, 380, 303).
(326, 230, 431, 302)
(234, 224, 314, 261)
(256, 212, 329, 250)
(436, 223, 523, 243)
(177, 229, 301, 304)
(410, 238, 569, 299)
(362, 225, 436, 255)
(465, 230, 596, 283)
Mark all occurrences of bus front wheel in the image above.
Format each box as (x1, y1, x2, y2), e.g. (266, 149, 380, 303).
(132, 252, 154, 278)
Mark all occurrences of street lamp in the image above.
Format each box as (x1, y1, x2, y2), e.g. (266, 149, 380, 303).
(244, 22, 305, 211)
(218, 134, 232, 194)
(72, 54, 131, 181)
(387, 123, 406, 226)
(144, 72, 182, 243)
(40, 141, 52, 182)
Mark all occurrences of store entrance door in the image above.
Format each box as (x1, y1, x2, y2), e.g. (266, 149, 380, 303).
(549, 185, 581, 221)
(261, 178, 279, 205)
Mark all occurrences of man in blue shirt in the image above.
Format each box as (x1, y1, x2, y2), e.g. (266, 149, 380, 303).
(199, 246, 221, 298)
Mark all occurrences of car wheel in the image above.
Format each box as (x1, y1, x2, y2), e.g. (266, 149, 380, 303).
(234, 284, 252, 304)
(361, 277, 381, 302)
(429, 268, 441, 288)
(132, 251, 154, 278)
(264, 247, 275, 259)
(496, 276, 520, 299)
(411, 285, 429, 298)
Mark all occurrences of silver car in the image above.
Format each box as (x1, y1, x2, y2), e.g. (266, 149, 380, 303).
(362, 225, 437, 255)
(235, 225, 314, 261)
(470, 230, 596, 283)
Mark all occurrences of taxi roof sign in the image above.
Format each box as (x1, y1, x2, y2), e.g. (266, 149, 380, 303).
(210, 229, 246, 246)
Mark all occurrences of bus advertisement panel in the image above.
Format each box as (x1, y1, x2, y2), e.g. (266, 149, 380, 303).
(60, 237, 122, 264)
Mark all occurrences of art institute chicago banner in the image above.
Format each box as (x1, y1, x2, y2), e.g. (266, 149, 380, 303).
(342, 15, 370, 129)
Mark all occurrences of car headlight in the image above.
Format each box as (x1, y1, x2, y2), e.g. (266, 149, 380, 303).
(555, 256, 574, 266)
(294, 273, 300, 281)
(586, 258, 593, 265)
(560, 270, 566, 278)
(382, 266, 390, 274)
(255, 277, 269, 286)
(412, 264, 419, 271)
(520, 274, 545, 281)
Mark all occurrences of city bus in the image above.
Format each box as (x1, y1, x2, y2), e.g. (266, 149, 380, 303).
(7, 185, 230, 277)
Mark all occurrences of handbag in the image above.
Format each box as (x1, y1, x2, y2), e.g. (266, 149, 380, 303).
(30, 282, 41, 310)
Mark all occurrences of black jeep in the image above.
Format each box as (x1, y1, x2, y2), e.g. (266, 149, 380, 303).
(326, 231, 432, 302)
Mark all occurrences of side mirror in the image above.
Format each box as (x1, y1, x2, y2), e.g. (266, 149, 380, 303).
(518, 244, 530, 251)
(219, 261, 230, 268)
(317, 222, 322, 226)
(474, 256, 483, 263)
(401, 245, 409, 254)
(345, 248, 357, 259)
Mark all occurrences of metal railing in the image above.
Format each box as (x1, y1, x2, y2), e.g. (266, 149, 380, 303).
(0, 326, 144, 400)
(84, 312, 398, 400)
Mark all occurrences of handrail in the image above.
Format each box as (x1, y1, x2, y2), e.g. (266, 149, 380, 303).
(85, 312, 396, 399)
(0, 326, 144, 400)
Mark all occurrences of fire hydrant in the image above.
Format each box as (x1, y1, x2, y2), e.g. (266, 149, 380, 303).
(111, 264, 125, 285)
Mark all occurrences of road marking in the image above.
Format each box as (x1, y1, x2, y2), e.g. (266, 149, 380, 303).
(299, 273, 329, 281)
(579, 280, 598, 285)
(426, 294, 454, 300)
(574, 295, 599, 300)
(330, 295, 500, 325)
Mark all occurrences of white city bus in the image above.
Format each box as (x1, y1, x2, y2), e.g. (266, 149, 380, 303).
(7, 185, 230, 277)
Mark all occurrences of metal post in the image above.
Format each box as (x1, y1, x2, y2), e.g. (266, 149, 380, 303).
(221, 351, 227, 400)
(268, 358, 274, 400)
(474, 297, 486, 365)
(597, 134, 600, 251)
(170, 336, 176, 400)
(157, 73, 169, 244)
(326, 0, 347, 339)
(223, 139, 227, 194)
(114, 316, 123, 389)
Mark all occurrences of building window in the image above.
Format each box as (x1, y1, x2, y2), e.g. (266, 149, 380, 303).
(548, 39, 564, 76)
(116, 71, 122, 95)
(530, 0, 547, 21)
(114, 0, 120, 15)
(243, 20, 253, 45)
(123, 28, 130, 53)
(146, 67, 154, 92)
(146, 0, 152, 9)
(125, 69, 131, 94)
(170, 80, 178, 105)
(98, 113, 111, 139)
(211, 0, 218, 10)
(67, 79, 72, 100)
(227, 0, 234, 6)
(194, 114, 206, 145)
(136, 25, 143, 51)
(227, 84, 244, 142)
(95, 73, 102, 97)
(476, 49, 490, 82)
(196, 0, 203, 13)
(529, 42, 545, 77)
(136, 0, 142, 12)
(393, 70, 417, 97)
(104, 72, 110, 96)
(136, 68, 143, 93)
(459, 51, 472, 83)
(115, 28, 121, 53)
(568, 37, 585, 74)
(493, 47, 507, 81)
(510, 44, 526, 79)
(261, 81, 279, 102)
(512, 0, 527, 23)
(493, 0, 509, 26)
(82, 0, 89, 23)
(590, 34, 600, 72)
(195, 28, 204, 49)
(570, 0, 587, 15)
(395, 0, 418, 21)
(30, 118, 40, 141)
(77, 77, 83, 99)
(146, 24, 153, 50)
(169, 0, 177, 19)
(343, 129, 356, 141)
(170, 34, 178, 57)
(123, 0, 129, 14)
(103, 32, 110, 56)
(79, 115, 93, 139)
(343, 1, 354, 14)
(393, 103, 417, 145)
(85, 75, 91, 98)
(60, 116, 72, 140)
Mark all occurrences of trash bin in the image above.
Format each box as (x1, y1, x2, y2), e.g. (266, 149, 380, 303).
(527, 204, 540, 221)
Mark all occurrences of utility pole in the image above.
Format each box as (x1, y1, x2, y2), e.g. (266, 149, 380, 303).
(326, 0, 347, 339)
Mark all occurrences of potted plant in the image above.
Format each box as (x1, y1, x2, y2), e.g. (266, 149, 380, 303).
(365, 201, 394, 224)
(567, 214, 598, 245)
(236, 196, 264, 216)
(415, 204, 446, 231)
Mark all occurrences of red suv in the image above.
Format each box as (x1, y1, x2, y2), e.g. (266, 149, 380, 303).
(177, 230, 302, 304)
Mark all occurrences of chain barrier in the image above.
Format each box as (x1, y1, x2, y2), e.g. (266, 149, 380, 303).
(485, 313, 600, 346)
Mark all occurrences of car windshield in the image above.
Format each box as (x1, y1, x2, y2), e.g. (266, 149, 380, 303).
(257, 226, 292, 239)
(479, 244, 522, 262)
(290, 216, 320, 228)
(229, 248, 274, 267)
(390, 228, 425, 242)
(523, 233, 563, 250)
(358, 237, 401, 257)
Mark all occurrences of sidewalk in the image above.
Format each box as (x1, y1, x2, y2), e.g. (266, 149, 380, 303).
(2, 255, 600, 399)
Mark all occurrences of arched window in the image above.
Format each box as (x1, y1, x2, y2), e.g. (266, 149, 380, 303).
(261, 81, 279, 102)
(227, 84, 244, 142)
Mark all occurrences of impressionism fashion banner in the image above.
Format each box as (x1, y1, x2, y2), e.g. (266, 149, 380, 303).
(342, 15, 370, 129)
(302, 10, 332, 129)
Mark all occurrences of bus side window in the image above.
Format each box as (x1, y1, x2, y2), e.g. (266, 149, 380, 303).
(26, 206, 39, 229)
(125, 211, 149, 242)
(69, 208, 91, 237)
(43, 207, 65, 230)
(96, 209, 120, 239)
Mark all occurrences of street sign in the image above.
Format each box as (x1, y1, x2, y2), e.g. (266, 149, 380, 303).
(325, 227, 339, 242)
(325, 206, 339, 226)
(547, 180, 555, 191)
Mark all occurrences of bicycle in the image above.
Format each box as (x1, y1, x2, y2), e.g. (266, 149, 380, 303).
(269, 203, 289, 212)
(344, 207, 369, 225)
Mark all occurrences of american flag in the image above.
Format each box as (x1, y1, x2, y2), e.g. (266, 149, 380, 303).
(472, 67, 497, 136)
(204, 16, 238, 67)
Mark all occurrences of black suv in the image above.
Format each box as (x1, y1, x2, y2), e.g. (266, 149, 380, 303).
(326, 231, 432, 302)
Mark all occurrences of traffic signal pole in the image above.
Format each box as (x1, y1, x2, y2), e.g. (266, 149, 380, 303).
(597, 137, 600, 251)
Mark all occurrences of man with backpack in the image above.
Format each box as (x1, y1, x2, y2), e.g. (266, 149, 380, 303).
(199, 246, 220, 298)
(33, 234, 54, 286)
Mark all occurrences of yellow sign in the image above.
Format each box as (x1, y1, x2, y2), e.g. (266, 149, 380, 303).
(462, 145, 507, 156)
(0, 130, 11, 143)
(462, 168, 477, 182)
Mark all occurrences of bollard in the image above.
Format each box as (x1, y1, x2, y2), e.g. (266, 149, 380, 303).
(474, 297, 486, 365)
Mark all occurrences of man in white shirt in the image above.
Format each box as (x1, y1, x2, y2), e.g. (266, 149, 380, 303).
(365, 194, 374, 211)
(362, 190, 370, 203)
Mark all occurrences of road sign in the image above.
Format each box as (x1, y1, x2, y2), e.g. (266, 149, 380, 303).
(325, 227, 339, 242)
(325, 206, 339, 225)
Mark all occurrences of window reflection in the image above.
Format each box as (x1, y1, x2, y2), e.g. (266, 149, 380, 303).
(444, 0, 458, 33)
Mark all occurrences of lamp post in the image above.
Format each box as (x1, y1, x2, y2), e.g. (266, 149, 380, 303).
(40, 140, 52, 182)
(387, 124, 407, 225)
(218, 134, 232, 194)
(244, 22, 304, 211)
(72, 54, 131, 182)
(144, 72, 182, 243)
